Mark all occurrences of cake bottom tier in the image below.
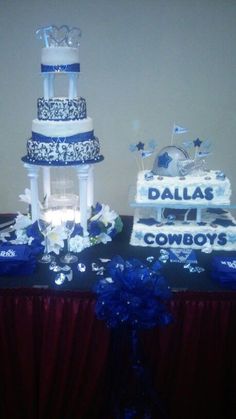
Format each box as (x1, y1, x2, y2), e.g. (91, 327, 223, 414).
(24, 133, 101, 165)
(130, 207, 236, 251)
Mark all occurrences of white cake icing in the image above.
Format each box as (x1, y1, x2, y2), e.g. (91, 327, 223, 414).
(136, 170, 231, 206)
(130, 207, 236, 251)
(32, 117, 93, 137)
(41, 46, 79, 66)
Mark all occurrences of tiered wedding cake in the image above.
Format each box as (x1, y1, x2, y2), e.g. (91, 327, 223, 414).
(20, 25, 107, 233)
(22, 26, 103, 166)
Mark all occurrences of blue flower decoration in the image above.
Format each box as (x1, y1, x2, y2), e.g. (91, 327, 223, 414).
(94, 256, 172, 329)
(88, 220, 103, 236)
(91, 202, 102, 215)
(158, 152, 172, 169)
(72, 223, 83, 236)
(26, 221, 41, 241)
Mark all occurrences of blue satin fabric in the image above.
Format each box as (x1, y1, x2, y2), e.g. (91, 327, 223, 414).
(212, 256, 236, 287)
(0, 244, 37, 276)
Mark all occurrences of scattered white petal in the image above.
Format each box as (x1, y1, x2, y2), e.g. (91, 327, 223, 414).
(98, 233, 112, 244)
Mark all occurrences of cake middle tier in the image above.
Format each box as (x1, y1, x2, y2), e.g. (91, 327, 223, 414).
(37, 97, 86, 121)
(26, 118, 101, 164)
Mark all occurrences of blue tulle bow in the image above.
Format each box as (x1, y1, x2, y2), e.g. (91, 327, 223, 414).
(94, 256, 172, 329)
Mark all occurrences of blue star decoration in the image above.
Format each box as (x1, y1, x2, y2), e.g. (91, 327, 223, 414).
(193, 138, 202, 148)
(136, 141, 145, 151)
(158, 152, 172, 168)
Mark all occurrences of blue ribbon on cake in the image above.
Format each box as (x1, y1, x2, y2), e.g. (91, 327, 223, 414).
(211, 256, 236, 288)
(32, 130, 94, 143)
(41, 63, 80, 73)
(0, 244, 37, 276)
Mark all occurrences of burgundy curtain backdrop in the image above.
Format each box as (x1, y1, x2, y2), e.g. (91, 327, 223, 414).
(0, 289, 235, 419)
(0, 290, 110, 419)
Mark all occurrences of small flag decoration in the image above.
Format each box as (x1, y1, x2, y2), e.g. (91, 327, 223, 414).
(173, 124, 188, 135)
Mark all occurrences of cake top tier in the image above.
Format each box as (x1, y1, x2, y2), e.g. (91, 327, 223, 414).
(36, 25, 81, 73)
(41, 47, 80, 72)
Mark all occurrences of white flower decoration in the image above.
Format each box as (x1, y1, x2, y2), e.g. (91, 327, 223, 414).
(12, 229, 30, 245)
(0, 231, 11, 241)
(0, 203, 122, 255)
(91, 204, 118, 228)
(19, 188, 32, 205)
(70, 235, 90, 253)
(19, 189, 43, 209)
(47, 226, 67, 255)
(97, 233, 112, 244)
(14, 213, 32, 230)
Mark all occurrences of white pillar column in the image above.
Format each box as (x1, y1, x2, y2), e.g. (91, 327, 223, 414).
(196, 208, 202, 224)
(68, 73, 78, 99)
(42, 167, 51, 203)
(43, 74, 50, 100)
(87, 165, 94, 207)
(49, 74, 55, 97)
(156, 207, 162, 223)
(75, 165, 89, 235)
(24, 164, 40, 222)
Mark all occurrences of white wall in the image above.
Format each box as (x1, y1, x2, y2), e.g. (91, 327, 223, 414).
(0, 0, 235, 215)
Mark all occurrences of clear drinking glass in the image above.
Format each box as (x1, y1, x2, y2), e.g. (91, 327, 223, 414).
(37, 207, 55, 264)
(60, 206, 78, 264)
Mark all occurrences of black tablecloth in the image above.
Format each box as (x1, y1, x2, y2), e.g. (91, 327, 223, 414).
(0, 214, 235, 291)
(0, 215, 236, 419)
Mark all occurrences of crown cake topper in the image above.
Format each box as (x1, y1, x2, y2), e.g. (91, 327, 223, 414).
(36, 25, 81, 48)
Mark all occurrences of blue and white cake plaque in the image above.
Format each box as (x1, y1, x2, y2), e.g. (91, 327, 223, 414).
(130, 207, 236, 251)
(130, 132, 236, 252)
